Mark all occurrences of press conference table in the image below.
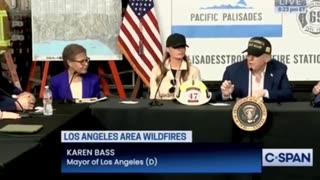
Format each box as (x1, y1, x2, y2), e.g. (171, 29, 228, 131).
(0, 103, 90, 141)
(0, 103, 91, 176)
(91, 99, 234, 142)
(1, 99, 320, 178)
(90, 99, 320, 180)
(90, 99, 320, 143)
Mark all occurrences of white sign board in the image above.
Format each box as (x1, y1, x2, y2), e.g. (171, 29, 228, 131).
(155, 0, 319, 81)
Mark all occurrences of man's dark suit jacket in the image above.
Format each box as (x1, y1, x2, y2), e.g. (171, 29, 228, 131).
(216, 59, 294, 102)
(0, 74, 22, 111)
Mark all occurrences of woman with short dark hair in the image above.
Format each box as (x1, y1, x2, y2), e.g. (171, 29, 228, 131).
(50, 44, 101, 101)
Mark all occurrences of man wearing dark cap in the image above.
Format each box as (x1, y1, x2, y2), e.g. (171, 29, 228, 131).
(217, 37, 293, 102)
(149, 33, 201, 100)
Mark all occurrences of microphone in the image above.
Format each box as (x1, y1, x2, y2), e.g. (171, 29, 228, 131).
(62, 71, 77, 104)
(0, 88, 30, 117)
(249, 68, 253, 97)
(149, 71, 167, 106)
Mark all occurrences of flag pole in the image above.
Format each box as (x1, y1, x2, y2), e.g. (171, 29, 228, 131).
(135, 0, 144, 98)
(138, 0, 144, 56)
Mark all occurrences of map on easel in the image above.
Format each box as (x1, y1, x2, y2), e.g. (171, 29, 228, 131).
(31, 0, 122, 61)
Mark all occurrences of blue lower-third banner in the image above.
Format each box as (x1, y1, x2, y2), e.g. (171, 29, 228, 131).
(61, 143, 261, 173)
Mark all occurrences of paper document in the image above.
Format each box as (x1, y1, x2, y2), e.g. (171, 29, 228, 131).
(209, 103, 230, 106)
(75, 97, 107, 104)
(119, 101, 139, 104)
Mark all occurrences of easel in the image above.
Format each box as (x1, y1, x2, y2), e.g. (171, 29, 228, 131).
(26, 61, 127, 99)
(1, 50, 22, 90)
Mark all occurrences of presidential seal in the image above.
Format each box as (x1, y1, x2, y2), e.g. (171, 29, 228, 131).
(232, 97, 267, 131)
(297, 0, 320, 36)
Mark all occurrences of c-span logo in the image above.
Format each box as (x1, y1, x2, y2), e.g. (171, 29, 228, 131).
(297, 0, 320, 36)
(232, 97, 267, 131)
(262, 149, 313, 167)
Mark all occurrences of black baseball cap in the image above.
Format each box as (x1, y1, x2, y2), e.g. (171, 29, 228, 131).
(242, 37, 272, 57)
(166, 33, 189, 48)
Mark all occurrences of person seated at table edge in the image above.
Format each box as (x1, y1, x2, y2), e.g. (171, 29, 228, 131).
(0, 0, 35, 112)
(0, 71, 36, 111)
(215, 36, 294, 103)
(311, 81, 320, 105)
(50, 44, 101, 102)
(149, 33, 201, 100)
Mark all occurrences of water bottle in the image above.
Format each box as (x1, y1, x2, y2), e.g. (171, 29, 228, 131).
(43, 85, 53, 116)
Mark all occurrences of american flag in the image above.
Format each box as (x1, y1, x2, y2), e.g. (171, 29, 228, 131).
(117, 0, 162, 87)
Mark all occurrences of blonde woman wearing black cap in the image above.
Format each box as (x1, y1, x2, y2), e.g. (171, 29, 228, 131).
(217, 37, 293, 102)
(149, 33, 201, 100)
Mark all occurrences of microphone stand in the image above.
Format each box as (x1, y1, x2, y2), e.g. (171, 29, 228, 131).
(62, 71, 77, 104)
(15, 100, 30, 118)
(248, 68, 254, 144)
(149, 71, 167, 106)
(249, 68, 253, 97)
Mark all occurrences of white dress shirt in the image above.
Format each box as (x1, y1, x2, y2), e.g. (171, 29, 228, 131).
(248, 66, 269, 98)
(222, 66, 269, 100)
(70, 81, 83, 99)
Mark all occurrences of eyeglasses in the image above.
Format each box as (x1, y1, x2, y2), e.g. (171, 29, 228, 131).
(169, 79, 177, 93)
(71, 57, 90, 65)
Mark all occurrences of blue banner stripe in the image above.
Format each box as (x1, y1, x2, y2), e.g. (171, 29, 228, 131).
(61, 143, 262, 173)
(172, 25, 282, 38)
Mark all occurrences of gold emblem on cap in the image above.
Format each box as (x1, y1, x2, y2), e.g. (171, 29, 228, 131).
(232, 97, 267, 131)
(265, 47, 271, 53)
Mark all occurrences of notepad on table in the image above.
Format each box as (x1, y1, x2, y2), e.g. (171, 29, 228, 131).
(0, 124, 43, 133)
